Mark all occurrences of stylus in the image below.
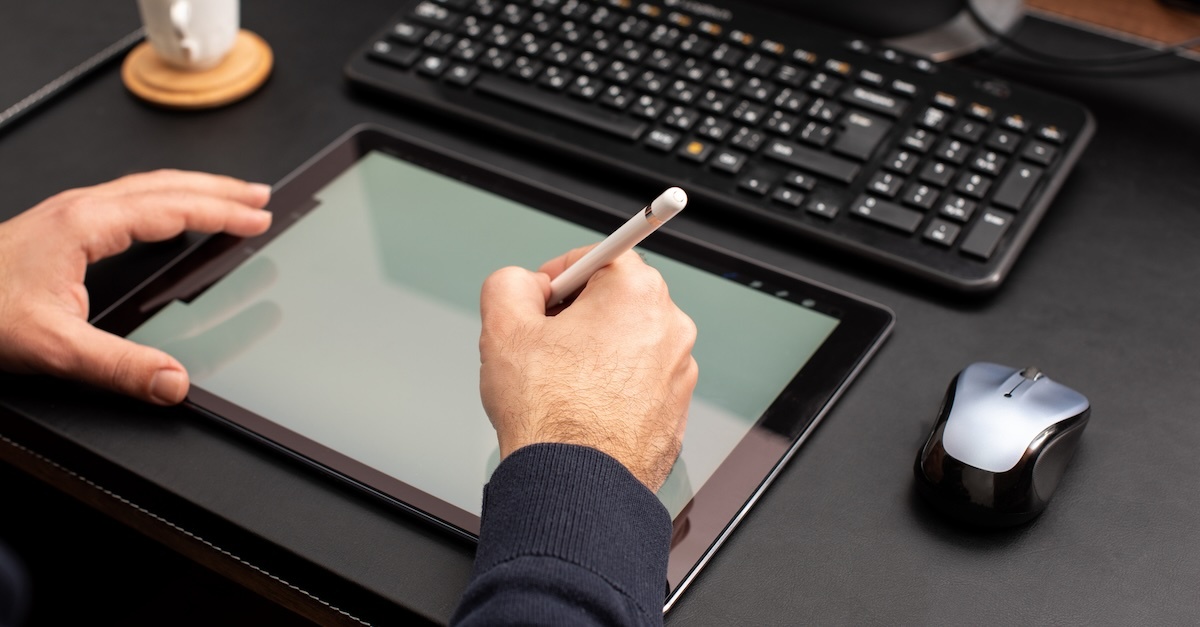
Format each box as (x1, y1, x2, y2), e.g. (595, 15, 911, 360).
(0, 28, 145, 137)
(547, 187, 687, 306)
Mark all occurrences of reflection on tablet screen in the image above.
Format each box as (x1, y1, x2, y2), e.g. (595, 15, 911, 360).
(129, 151, 840, 518)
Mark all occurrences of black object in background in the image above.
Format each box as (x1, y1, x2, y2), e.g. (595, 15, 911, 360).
(1160, 0, 1200, 13)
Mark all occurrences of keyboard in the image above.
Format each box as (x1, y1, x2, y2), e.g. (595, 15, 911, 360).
(345, 0, 1095, 292)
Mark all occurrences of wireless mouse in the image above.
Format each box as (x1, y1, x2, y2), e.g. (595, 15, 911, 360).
(914, 362, 1090, 527)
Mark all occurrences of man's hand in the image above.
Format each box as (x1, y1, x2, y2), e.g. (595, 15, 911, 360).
(0, 169, 272, 405)
(479, 247, 698, 492)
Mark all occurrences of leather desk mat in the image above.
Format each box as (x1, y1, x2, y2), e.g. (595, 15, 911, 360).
(1, 1, 1198, 624)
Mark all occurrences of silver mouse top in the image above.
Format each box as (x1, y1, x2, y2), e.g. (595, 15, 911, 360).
(943, 362, 1090, 473)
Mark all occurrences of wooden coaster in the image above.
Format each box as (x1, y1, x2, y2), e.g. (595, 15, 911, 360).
(122, 30, 273, 109)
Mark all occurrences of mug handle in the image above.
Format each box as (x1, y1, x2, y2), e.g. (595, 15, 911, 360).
(169, 0, 200, 64)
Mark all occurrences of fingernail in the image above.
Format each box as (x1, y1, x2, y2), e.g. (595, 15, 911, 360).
(250, 182, 272, 196)
(150, 369, 188, 405)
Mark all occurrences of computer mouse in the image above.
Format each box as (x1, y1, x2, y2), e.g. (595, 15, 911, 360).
(913, 362, 1090, 527)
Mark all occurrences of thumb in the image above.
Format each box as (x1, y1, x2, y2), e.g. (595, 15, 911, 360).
(480, 266, 551, 337)
(48, 316, 190, 405)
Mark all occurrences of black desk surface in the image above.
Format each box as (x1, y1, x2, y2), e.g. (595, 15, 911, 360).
(2, 2, 1198, 625)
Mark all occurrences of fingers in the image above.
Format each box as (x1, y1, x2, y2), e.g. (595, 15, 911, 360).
(87, 169, 271, 208)
(480, 266, 551, 337)
(35, 314, 190, 405)
(537, 243, 598, 279)
(60, 188, 272, 263)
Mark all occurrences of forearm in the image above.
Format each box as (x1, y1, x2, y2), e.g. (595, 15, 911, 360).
(452, 443, 672, 626)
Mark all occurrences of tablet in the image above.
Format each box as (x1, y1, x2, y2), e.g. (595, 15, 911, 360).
(93, 125, 893, 611)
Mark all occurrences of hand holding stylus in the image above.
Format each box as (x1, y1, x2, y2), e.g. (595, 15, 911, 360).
(547, 187, 687, 306)
(479, 239, 699, 491)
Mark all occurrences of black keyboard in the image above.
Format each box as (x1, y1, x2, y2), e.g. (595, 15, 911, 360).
(345, 0, 1094, 292)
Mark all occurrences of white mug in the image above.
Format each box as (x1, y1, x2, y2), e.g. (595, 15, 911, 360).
(136, 0, 240, 71)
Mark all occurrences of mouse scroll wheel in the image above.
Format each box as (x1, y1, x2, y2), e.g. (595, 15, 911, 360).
(1020, 367, 1044, 381)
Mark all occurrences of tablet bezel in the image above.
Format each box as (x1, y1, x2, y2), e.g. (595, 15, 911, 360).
(92, 124, 894, 610)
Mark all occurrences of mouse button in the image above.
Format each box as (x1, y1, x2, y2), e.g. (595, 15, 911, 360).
(957, 362, 1021, 400)
(942, 403, 1034, 473)
(1026, 377, 1090, 421)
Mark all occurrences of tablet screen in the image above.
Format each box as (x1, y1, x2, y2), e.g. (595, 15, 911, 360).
(127, 149, 840, 520)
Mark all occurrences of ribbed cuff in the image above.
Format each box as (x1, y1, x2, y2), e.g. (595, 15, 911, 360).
(474, 443, 672, 613)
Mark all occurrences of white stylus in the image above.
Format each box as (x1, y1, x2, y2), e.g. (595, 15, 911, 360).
(547, 187, 688, 306)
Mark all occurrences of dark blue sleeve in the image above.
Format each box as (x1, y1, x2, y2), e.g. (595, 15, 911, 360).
(451, 443, 671, 626)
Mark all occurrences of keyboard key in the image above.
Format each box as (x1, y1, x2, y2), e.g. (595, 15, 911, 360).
(1022, 140, 1057, 165)
(538, 66, 573, 91)
(445, 63, 480, 86)
(664, 106, 699, 131)
(599, 84, 634, 109)
(680, 139, 716, 162)
(1002, 114, 1029, 132)
(798, 121, 833, 147)
(935, 138, 970, 164)
(509, 56, 544, 81)
(710, 149, 748, 174)
(644, 128, 681, 151)
(938, 195, 977, 222)
(806, 98, 842, 123)
(918, 161, 955, 187)
(630, 94, 667, 120)
(729, 126, 765, 151)
(867, 171, 903, 197)
(890, 79, 917, 97)
(933, 92, 958, 109)
(902, 183, 939, 210)
(850, 195, 923, 233)
(698, 89, 732, 114)
(1037, 125, 1065, 143)
(924, 219, 961, 246)
(474, 74, 647, 140)
(950, 118, 986, 142)
(772, 187, 805, 208)
(960, 210, 1014, 259)
(916, 106, 949, 131)
(899, 127, 933, 152)
(764, 110, 799, 135)
(740, 77, 776, 102)
(764, 139, 860, 183)
(368, 41, 421, 69)
(739, 174, 771, 195)
(389, 22, 429, 46)
(992, 163, 1044, 210)
(412, 1, 463, 30)
(842, 86, 908, 117)
(806, 72, 842, 97)
(987, 129, 1020, 154)
(967, 102, 994, 121)
(696, 116, 731, 140)
(970, 150, 1006, 176)
(567, 75, 601, 100)
(832, 111, 892, 161)
(417, 54, 449, 77)
(884, 149, 918, 175)
(806, 196, 840, 219)
(784, 171, 817, 191)
(731, 100, 767, 125)
(955, 172, 992, 199)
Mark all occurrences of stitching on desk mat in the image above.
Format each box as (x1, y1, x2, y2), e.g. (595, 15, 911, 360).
(0, 433, 371, 626)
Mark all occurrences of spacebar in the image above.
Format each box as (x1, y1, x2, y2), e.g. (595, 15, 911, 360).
(474, 75, 646, 141)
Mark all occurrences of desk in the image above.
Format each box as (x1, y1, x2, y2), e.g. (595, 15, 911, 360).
(2, 1, 1199, 625)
